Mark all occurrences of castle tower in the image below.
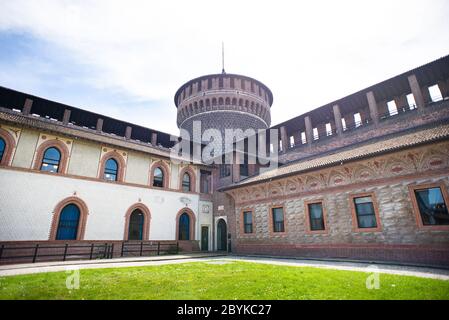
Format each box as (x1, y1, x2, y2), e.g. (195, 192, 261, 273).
(174, 73, 273, 153)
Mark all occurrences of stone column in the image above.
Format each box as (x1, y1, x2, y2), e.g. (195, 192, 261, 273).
(125, 126, 132, 139)
(96, 118, 104, 132)
(151, 132, 158, 146)
(248, 164, 256, 176)
(232, 152, 240, 183)
(304, 116, 313, 146)
(332, 105, 343, 136)
(280, 126, 289, 151)
(408, 74, 425, 109)
(22, 98, 33, 115)
(366, 91, 379, 125)
(62, 109, 71, 125)
(438, 80, 449, 99)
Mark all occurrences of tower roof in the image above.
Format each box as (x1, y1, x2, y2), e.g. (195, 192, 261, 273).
(174, 73, 274, 107)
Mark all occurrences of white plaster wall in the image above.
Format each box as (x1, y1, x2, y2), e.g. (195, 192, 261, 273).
(67, 140, 101, 178)
(198, 200, 213, 250)
(170, 162, 180, 189)
(0, 168, 200, 241)
(11, 129, 39, 168)
(125, 151, 150, 185)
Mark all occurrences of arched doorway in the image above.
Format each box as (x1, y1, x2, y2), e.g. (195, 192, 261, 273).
(217, 219, 227, 251)
(56, 204, 81, 240)
(128, 209, 145, 240)
(178, 212, 191, 240)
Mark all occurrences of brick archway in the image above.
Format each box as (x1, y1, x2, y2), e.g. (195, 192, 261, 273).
(175, 207, 196, 240)
(98, 150, 126, 182)
(150, 160, 170, 188)
(0, 127, 16, 166)
(49, 196, 89, 240)
(179, 166, 196, 193)
(123, 203, 151, 240)
(33, 139, 70, 173)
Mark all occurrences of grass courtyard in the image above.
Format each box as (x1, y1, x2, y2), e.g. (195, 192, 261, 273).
(0, 261, 448, 300)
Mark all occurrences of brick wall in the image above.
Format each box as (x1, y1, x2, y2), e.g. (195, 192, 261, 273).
(225, 139, 449, 267)
(279, 100, 449, 163)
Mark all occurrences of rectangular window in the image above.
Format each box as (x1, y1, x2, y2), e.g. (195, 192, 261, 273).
(414, 187, 449, 226)
(313, 128, 319, 140)
(353, 196, 377, 229)
(341, 118, 347, 131)
(240, 163, 249, 178)
(301, 132, 307, 144)
(307, 202, 325, 231)
(387, 100, 398, 116)
(271, 207, 285, 233)
(325, 123, 332, 136)
(289, 136, 295, 148)
(428, 84, 443, 102)
(200, 170, 211, 194)
(243, 211, 253, 234)
(354, 113, 362, 127)
(220, 164, 231, 178)
(406, 93, 417, 109)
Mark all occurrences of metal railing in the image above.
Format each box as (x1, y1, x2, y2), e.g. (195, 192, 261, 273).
(0, 242, 113, 264)
(0, 241, 180, 264)
(120, 241, 179, 257)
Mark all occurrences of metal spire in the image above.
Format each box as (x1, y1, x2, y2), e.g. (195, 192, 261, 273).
(221, 41, 226, 74)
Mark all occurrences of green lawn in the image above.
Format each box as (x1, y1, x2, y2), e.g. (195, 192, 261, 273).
(0, 261, 448, 300)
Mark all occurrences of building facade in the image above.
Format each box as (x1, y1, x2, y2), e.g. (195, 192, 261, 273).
(1, 55, 449, 266)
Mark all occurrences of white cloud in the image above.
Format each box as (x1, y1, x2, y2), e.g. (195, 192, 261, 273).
(0, 0, 448, 134)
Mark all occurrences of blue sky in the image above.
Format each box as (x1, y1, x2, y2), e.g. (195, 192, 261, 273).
(1, 0, 449, 135)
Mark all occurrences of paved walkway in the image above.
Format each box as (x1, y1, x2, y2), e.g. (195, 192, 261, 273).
(1, 253, 448, 280)
(0, 253, 226, 277)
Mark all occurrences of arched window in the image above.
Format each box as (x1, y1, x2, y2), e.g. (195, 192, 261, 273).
(0, 128, 16, 166)
(178, 213, 190, 240)
(0, 137, 5, 162)
(40, 147, 61, 173)
(153, 167, 164, 187)
(128, 209, 145, 240)
(182, 173, 191, 192)
(56, 204, 80, 240)
(104, 158, 118, 181)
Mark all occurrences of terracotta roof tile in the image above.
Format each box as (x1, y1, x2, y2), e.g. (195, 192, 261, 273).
(225, 124, 449, 189)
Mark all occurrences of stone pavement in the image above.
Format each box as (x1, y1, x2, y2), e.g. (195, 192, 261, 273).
(1, 253, 448, 280)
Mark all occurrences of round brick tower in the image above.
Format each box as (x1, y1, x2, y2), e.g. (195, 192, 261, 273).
(174, 73, 273, 150)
